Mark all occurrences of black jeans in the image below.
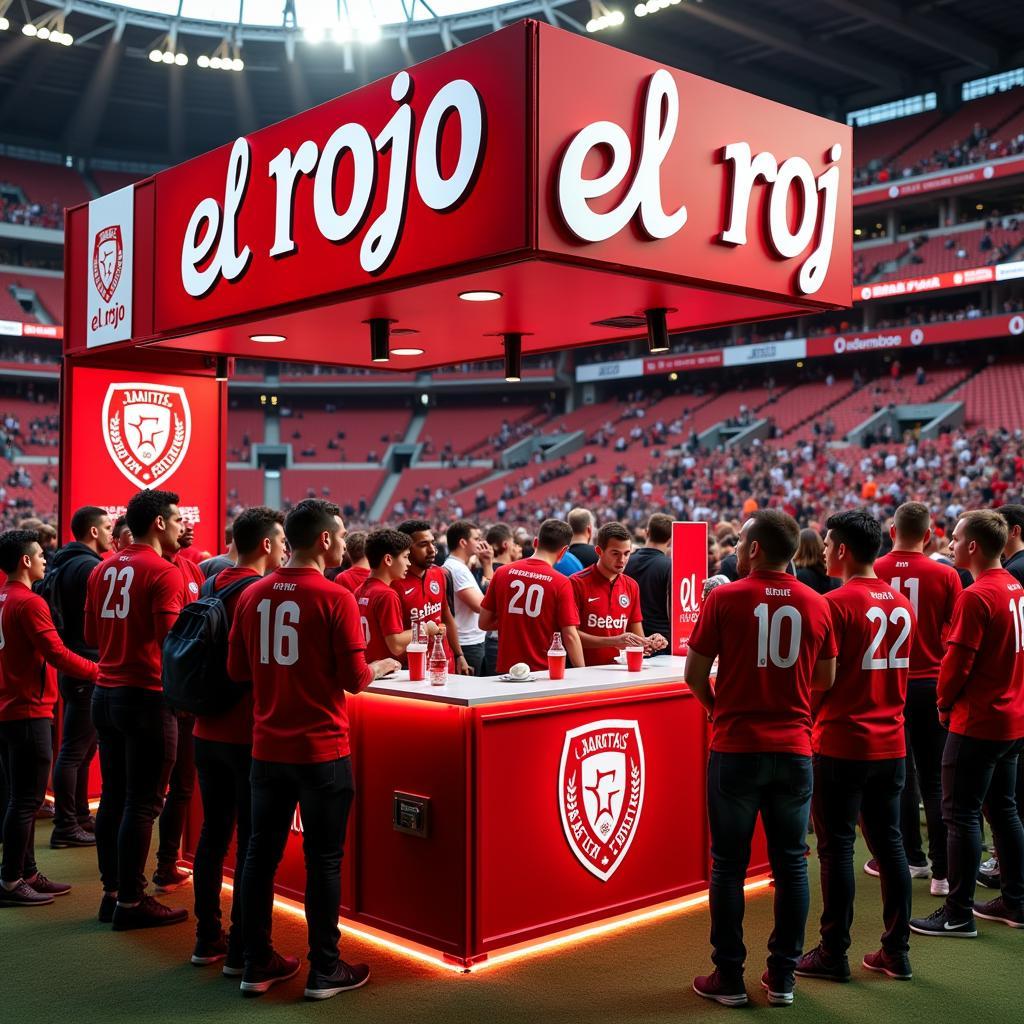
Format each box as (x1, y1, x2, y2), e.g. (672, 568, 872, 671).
(0, 718, 52, 883)
(943, 731, 1024, 917)
(707, 751, 813, 985)
(461, 642, 486, 676)
(902, 680, 948, 877)
(158, 713, 196, 871)
(812, 755, 911, 957)
(91, 686, 178, 903)
(241, 756, 355, 974)
(53, 675, 97, 831)
(483, 634, 499, 677)
(194, 738, 252, 949)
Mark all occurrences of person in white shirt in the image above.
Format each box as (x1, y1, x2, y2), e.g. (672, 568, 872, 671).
(443, 520, 493, 676)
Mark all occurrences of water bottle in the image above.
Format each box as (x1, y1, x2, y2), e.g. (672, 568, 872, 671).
(428, 633, 448, 687)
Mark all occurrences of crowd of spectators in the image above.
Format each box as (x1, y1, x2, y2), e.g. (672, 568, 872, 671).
(0, 190, 64, 230)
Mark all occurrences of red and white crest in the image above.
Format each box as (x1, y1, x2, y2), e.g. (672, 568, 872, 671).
(102, 382, 192, 489)
(559, 718, 645, 882)
(92, 225, 123, 303)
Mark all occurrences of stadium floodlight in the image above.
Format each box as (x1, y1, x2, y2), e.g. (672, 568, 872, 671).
(586, 1, 624, 32)
(0, 17, 8, 31)
(367, 318, 394, 363)
(22, 23, 36, 36)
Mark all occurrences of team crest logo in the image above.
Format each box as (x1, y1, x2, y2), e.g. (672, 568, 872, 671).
(559, 719, 645, 882)
(430, 579, 441, 595)
(102, 382, 192, 489)
(619, 593, 630, 608)
(92, 225, 123, 303)
(188, 581, 199, 595)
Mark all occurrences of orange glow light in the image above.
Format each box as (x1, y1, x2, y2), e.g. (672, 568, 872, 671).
(219, 875, 772, 974)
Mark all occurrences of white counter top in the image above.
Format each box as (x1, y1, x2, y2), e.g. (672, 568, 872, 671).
(365, 654, 689, 707)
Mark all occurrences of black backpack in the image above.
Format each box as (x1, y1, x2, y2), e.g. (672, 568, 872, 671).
(162, 574, 259, 716)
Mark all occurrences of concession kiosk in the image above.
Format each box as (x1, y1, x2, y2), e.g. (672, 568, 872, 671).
(59, 19, 851, 969)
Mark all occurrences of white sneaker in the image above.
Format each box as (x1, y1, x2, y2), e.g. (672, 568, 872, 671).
(930, 877, 950, 897)
(908, 862, 931, 879)
(979, 857, 999, 877)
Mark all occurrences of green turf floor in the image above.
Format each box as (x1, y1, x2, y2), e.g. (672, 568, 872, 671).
(2, 822, 1020, 1024)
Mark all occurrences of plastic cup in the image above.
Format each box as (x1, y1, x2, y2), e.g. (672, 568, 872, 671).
(548, 650, 566, 680)
(407, 643, 427, 682)
(625, 646, 644, 673)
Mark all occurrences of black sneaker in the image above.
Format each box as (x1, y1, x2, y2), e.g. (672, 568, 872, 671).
(50, 826, 96, 848)
(222, 952, 245, 978)
(304, 960, 371, 1000)
(692, 970, 749, 1007)
(35, 803, 55, 820)
(909, 905, 977, 938)
(27, 873, 72, 896)
(240, 952, 301, 995)
(974, 897, 1024, 929)
(98, 893, 117, 923)
(795, 945, 850, 982)
(111, 895, 189, 931)
(977, 857, 1001, 890)
(862, 949, 912, 980)
(153, 865, 193, 893)
(192, 933, 229, 966)
(760, 971, 794, 1006)
(79, 815, 96, 833)
(0, 879, 54, 906)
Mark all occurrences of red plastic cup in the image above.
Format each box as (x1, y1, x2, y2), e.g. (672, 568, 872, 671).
(407, 643, 427, 682)
(625, 646, 644, 673)
(548, 651, 567, 680)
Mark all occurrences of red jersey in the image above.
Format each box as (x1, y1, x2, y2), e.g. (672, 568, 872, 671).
(814, 578, 914, 760)
(177, 546, 208, 565)
(193, 565, 261, 746)
(0, 582, 97, 721)
(480, 558, 580, 674)
(84, 544, 184, 691)
(174, 552, 205, 604)
(392, 566, 453, 668)
(356, 577, 405, 665)
(940, 568, 1024, 740)
(689, 570, 837, 755)
(570, 565, 642, 667)
(336, 565, 370, 595)
(227, 566, 373, 762)
(874, 549, 961, 680)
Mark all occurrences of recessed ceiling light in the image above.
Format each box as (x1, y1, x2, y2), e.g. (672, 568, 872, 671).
(391, 347, 425, 356)
(250, 333, 286, 343)
(458, 290, 503, 302)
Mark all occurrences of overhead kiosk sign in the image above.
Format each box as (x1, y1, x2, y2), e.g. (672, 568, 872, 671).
(64, 21, 851, 371)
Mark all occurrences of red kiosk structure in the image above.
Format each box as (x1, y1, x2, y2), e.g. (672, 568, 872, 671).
(60, 20, 850, 969)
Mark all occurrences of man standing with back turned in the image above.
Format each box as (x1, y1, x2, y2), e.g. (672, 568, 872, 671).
(685, 510, 837, 1008)
(228, 499, 399, 1000)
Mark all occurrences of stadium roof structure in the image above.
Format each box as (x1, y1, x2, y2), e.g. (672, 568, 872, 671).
(1, 0, 1023, 165)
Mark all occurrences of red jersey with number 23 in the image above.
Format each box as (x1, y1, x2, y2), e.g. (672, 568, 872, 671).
(814, 578, 914, 760)
(688, 570, 837, 755)
(480, 558, 580, 674)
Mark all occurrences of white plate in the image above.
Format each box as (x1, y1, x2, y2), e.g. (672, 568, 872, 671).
(498, 672, 537, 682)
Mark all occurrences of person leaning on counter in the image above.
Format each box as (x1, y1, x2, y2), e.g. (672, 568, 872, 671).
(570, 522, 669, 665)
(478, 518, 584, 675)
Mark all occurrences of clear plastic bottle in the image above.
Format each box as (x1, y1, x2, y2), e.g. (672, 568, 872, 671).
(428, 632, 449, 687)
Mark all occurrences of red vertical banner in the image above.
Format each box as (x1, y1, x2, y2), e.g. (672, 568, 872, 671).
(671, 522, 709, 656)
(59, 360, 225, 556)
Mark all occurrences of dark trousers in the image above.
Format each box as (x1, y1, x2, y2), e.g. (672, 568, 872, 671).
(483, 634, 499, 678)
(158, 713, 196, 870)
(462, 642, 486, 676)
(943, 731, 1024, 917)
(901, 680, 948, 877)
(241, 756, 355, 974)
(812, 754, 911, 957)
(0, 718, 51, 882)
(707, 751, 813, 984)
(194, 738, 252, 949)
(53, 675, 97, 831)
(91, 686, 177, 903)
